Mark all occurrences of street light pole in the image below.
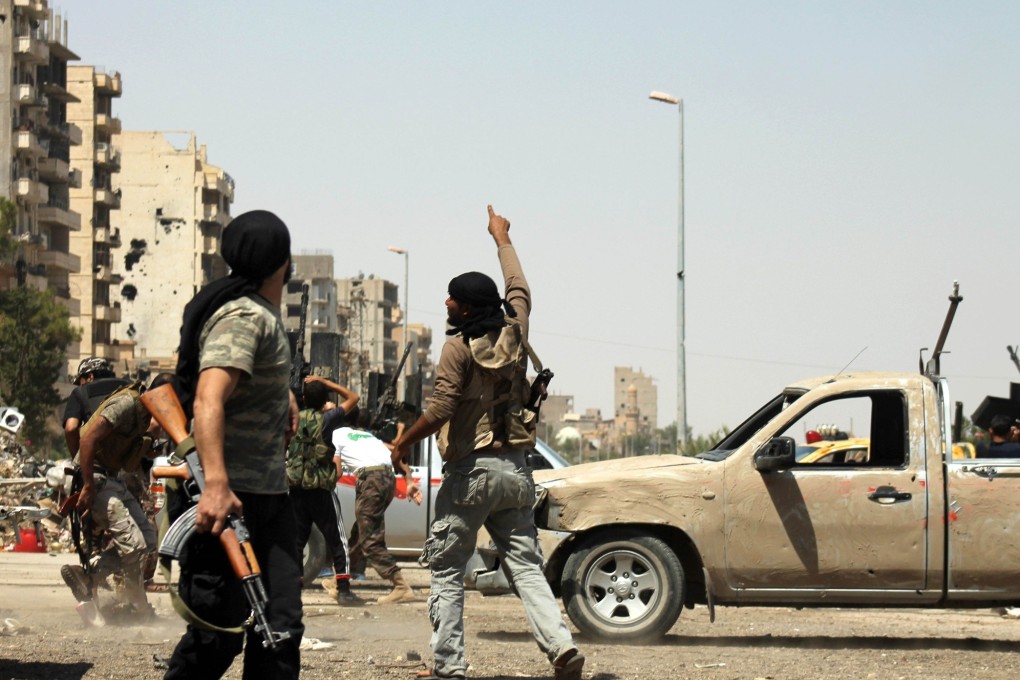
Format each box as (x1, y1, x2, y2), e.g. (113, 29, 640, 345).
(387, 246, 410, 399)
(649, 90, 687, 452)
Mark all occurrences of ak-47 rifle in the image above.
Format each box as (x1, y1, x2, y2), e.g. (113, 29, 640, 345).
(370, 341, 414, 441)
(289, 283, 310, 395)
(141, 384, 291, 651)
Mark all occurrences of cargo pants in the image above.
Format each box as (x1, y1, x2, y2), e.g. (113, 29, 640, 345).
(92, 475, 157, 611)
(422, 450, 576, 678)
(349, 467, 398, 580)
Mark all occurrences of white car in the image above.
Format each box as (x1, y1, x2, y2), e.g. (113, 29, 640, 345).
(302, 437, 569, 582)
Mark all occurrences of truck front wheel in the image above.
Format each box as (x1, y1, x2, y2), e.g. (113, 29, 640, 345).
(561, 532, 684, 642)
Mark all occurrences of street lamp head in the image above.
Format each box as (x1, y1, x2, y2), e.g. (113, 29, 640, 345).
(649, 91, 680, 105)
(387, 246, 407, 255)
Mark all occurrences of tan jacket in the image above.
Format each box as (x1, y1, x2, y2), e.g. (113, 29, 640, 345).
(425, 245, 536, 462)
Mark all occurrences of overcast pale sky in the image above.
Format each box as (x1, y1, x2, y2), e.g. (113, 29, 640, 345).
(65, 1, 1019, 435)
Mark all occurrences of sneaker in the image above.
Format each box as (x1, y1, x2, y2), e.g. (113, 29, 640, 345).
(61, 564, 91, 603)
(554, 648, 585, 680)
(335, 590, 364, 607)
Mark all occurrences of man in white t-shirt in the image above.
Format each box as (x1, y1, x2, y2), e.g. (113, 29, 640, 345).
(333, 412, 422, 604)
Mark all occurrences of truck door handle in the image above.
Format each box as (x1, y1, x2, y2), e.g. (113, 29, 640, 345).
(868, 486, 912, 504)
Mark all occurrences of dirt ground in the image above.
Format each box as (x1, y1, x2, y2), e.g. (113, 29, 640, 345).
(2, 551, 1020, 680)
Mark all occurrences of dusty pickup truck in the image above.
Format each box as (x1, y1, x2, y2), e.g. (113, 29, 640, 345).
(491, 367, 1020, 642)
(498, 368, 1020, 642)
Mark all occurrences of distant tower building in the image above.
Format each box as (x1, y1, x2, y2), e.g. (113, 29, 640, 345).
(111, 131, 233, 368)
(287, 253, 341, 377)
(336, 275, 399, 396)
(614, 367, 658, 432)
(0, 3, 83, 304)
(67, 63, 126, 371)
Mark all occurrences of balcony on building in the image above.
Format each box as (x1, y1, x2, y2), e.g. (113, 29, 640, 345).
(95, 142, 121, 170)
(14, 130, 45, 158)
(37, 249, 81, 274)
(41, 80, 80, 104)
(94, 71, 123, 97)
(53, 288, 81, 317)
(42, 120, 82, 146)
(203, 171, 233, 197)
(95, 113, 122, 136)
(38, 157, 70, 183)
(201, 202, 230, 227)
(95, 226, 122, 248)
(38, 200, 82, 232)
(94, 302, 122, 324)
(16, 177, 48, 205)
(14, 34, 49, 64)
(94, 264, 123, 285)
(15, 83, 46, 108)
(94, 188, 121, 210)
(14, 0, 49, 19)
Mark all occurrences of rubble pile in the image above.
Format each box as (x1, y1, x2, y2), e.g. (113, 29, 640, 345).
(0, 430, 73, 553)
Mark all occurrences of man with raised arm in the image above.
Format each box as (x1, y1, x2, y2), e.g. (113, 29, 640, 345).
(389, 205, 583, 680)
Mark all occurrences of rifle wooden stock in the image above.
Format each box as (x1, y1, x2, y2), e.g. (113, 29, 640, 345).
(151, 463, 190, 481)
(139, 384, 190, 446)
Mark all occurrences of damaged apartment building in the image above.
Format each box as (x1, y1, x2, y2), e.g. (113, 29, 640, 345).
(108, 131, 233, 373)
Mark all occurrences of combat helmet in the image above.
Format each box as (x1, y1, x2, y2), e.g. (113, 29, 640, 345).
(74, 357, 113, 385)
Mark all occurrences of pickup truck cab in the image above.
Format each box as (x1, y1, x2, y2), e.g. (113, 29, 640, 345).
(507, 371, 1020, 642)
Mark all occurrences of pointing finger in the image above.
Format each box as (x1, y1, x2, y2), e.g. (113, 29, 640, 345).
(487, 205, 495, 217)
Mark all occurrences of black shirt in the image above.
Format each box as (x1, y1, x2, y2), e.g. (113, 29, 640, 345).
(62, 377, 130, 426)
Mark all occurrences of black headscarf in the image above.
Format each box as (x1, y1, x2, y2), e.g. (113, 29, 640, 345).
(446, 271, 516, 341)
(175, 210, 291, 415)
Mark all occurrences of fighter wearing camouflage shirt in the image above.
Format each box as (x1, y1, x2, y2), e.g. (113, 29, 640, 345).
(165, 210, 304, 680)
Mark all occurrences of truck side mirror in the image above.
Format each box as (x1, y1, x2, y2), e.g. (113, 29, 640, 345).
(753, 436, 797, 472)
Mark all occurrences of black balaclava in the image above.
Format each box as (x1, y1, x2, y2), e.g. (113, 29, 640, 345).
(446, 271, 516, 341)
(175, 210, 291, 415)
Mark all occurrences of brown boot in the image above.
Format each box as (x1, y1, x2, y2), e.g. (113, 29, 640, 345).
(377, 571, 415, 604)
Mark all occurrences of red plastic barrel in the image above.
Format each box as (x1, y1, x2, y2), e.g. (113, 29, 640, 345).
(12, 527, 46, 553)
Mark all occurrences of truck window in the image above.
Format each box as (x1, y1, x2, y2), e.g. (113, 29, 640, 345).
(698, 391, 803, 461)
(777, 390, 908, 467)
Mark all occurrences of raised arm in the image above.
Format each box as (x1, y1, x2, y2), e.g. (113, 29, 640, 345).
(305, 374, 360, 413)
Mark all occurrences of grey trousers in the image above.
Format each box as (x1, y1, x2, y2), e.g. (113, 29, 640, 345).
(423, 450, 575, 677)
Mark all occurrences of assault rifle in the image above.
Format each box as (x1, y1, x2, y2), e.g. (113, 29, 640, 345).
(289, 283, 310, 395)
(370, 341, 414, 441)
(141, 384, 291, 651)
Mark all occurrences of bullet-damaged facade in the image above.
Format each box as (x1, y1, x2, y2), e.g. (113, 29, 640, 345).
(111, 131, 233, 367)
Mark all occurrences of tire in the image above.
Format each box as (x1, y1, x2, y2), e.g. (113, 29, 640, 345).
(561, 531, 685, 642)
(302, 526, 328, 585)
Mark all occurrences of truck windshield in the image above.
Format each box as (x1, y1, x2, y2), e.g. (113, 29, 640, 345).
(695, 390, 804, 461)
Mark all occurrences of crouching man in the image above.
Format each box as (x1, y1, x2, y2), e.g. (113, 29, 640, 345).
(62, 373, 172, 622)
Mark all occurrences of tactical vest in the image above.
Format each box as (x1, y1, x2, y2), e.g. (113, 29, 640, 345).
(286, 409, 336, 490)
(439, 320, 539, 463)
(78, 381, 150, 473)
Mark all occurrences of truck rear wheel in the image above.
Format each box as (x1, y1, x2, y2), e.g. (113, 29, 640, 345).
(561, 532, 684, 642)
